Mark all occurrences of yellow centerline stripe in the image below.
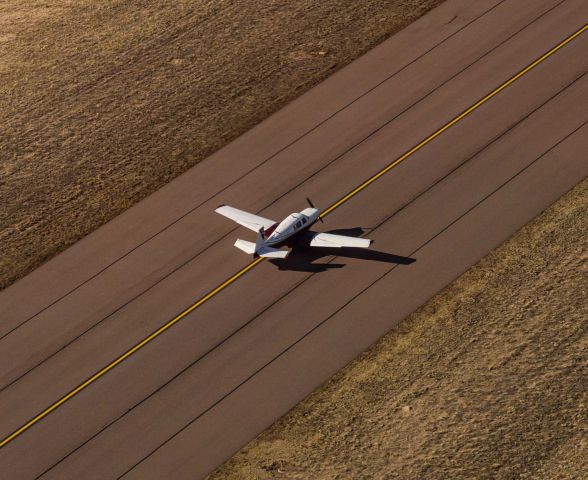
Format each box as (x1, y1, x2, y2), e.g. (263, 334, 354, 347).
(320, 23, 588, 218)
(1, 23, 586, 449)
(0, 258, 263, 448)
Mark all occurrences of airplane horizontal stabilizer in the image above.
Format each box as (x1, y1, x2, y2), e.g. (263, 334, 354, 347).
(256, 246, 290, 259)
(234, 239, 289, 259)
(234, 239, 256, 255)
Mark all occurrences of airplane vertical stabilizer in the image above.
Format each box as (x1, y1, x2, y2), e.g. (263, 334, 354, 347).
(255, 227, 266, 254)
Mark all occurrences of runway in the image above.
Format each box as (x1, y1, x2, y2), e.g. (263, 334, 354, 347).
(0, 0, 587, 478)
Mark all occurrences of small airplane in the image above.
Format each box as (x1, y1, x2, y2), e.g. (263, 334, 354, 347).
(215, 198, 372, 259)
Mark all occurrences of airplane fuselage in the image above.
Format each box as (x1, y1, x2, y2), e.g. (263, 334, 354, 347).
(263, 207, 320, 247)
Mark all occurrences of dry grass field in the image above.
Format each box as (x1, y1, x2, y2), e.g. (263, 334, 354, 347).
(0, 0, 442, 289)
(2, 2, 586, 479)
(209, 179, 587, 480)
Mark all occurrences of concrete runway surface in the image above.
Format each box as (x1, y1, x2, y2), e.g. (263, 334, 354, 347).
(0, 0, 587, 478)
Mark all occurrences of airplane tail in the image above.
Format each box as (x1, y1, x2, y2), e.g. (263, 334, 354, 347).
(234, 228, 289, 259)
(255, 227, 265, 254)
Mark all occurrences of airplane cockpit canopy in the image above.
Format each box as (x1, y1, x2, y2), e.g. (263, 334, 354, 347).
(274, 212, 308, 234)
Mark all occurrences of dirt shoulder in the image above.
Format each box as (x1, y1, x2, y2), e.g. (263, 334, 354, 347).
(209, 179, 587, 479)
(0, 0, 442, 289)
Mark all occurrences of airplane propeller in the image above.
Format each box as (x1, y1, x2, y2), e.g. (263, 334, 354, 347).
(306, 197, 324, 223)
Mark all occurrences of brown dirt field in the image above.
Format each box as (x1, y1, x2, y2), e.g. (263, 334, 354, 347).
(209, 178, 588, 480)
(0, 0, 443, 289)
(3, 2, 586, 478)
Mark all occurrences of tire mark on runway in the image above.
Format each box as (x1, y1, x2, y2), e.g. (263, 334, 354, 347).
(2, 0, 513, 337)
(116, 121, 588, 480)
(1, 0, 564, 396)
(1, 19, 585, 450)
(37, 70, 588, 479)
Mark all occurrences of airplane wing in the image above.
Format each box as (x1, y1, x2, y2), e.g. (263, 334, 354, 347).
(309, 232, 372, 249)
(215, 205, 276, 232)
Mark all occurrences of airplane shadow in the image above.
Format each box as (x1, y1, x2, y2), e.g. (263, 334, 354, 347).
(269, 227, 416, 273)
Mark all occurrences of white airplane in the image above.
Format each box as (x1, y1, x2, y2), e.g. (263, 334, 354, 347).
(215, 199, 372, 259)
